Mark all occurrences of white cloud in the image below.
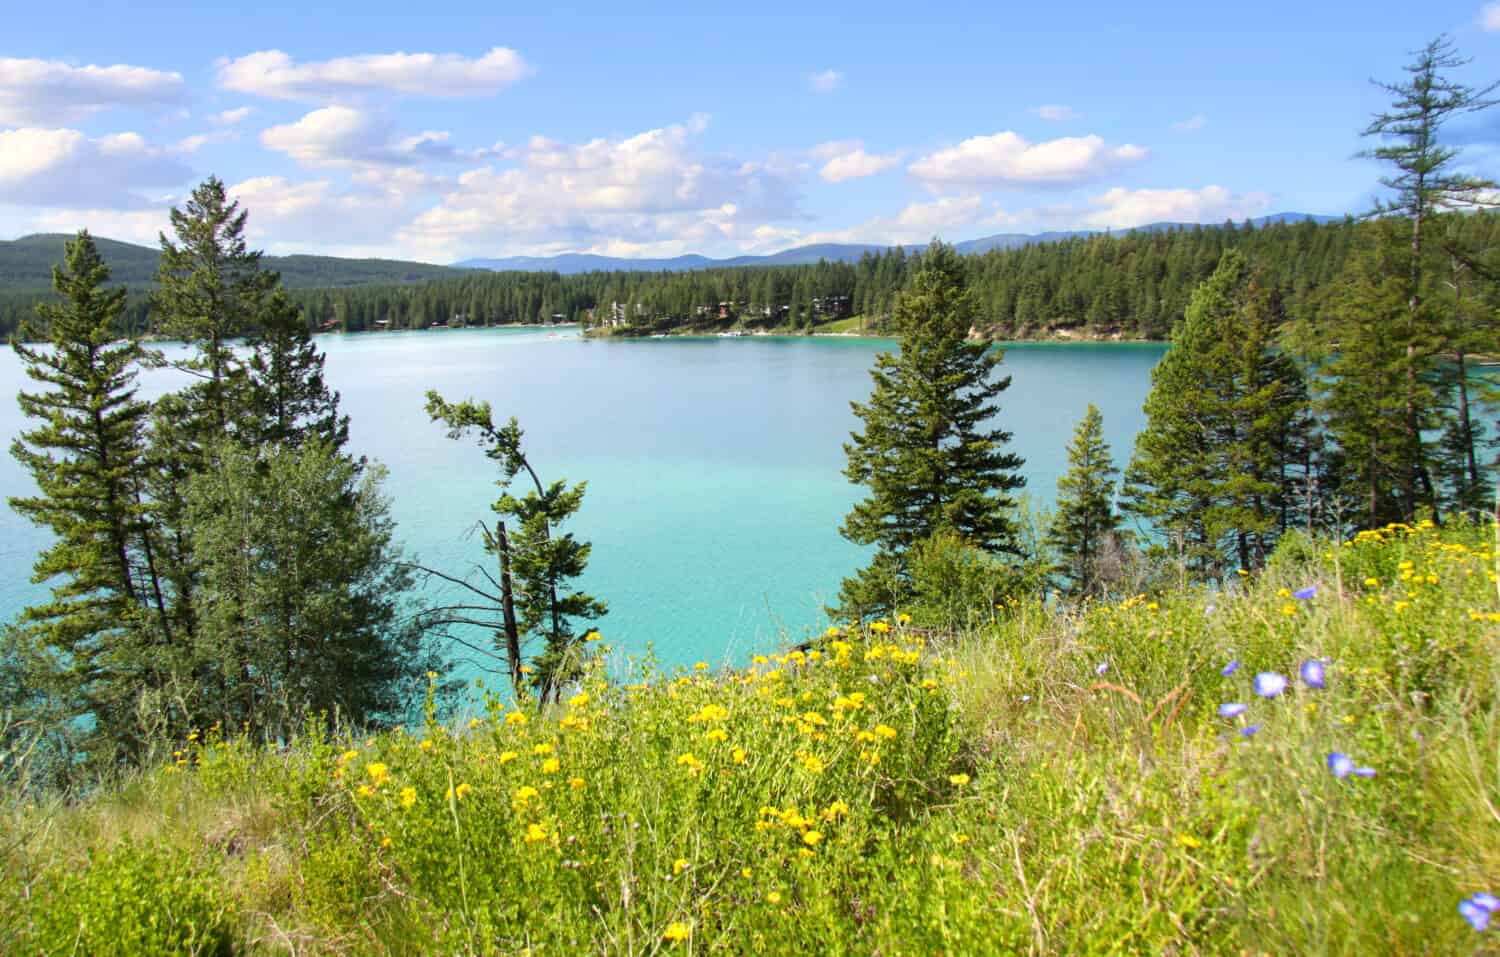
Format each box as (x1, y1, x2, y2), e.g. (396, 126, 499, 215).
(261, 106, 464, 168)
(895, 195, 984, 230)
(812, 140, 901, 182)
(1032, 104, 1077, 122)
(909, 131, 1147, 189)
(1079, 185, 1271, 229)
(218, 47, 530, 101)
(0, 57, 184, 124)
(400, 119, 803, 260)
(1172, 114, 1207, 133)
(0, 128, 192, 207)
(1482, 2, 1500, 30)
(808, 69, 844, 93)
(221, 170, 443, 256)
(210, 106, 254, 126)
(22, 207, 172, 244)
(174, 130, 240, 153)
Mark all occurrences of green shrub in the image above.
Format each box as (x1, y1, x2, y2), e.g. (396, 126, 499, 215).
(31, 840, 233, 956)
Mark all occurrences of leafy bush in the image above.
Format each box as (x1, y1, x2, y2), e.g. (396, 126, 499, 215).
(30, 840, 233, 956)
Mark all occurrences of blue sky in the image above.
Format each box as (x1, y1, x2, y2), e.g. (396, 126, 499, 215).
(4, 0, 1500, 262)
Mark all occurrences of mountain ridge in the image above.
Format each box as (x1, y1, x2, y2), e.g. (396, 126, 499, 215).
(453, 213, 1344, 274)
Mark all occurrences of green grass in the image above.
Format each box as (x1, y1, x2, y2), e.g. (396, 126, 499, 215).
(4, 521, 1499, 954)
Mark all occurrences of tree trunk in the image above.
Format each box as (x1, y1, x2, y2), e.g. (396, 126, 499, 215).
(496, 520, 523, 696)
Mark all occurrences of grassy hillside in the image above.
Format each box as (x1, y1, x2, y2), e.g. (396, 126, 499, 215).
(0, 234, 462, 292)
(3, 521, 1499, 954)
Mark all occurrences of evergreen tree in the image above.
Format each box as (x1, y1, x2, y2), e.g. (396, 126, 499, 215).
(183, 440, 431, 737)
(6, 232, 169, 765)
(1313, 221, 1422, 526)
(837, 241, 1026, 617)
(1048, 404, 1120, 596)
(1124, 251, 1311, 577)
(1361, 34, 1498, 517)
(153, 176, 276, 436)
(243, 290, 350, 450)
(425, 393, 606, 705)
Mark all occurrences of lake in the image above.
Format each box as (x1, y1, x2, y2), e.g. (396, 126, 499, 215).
(0, 329, 1166, 671)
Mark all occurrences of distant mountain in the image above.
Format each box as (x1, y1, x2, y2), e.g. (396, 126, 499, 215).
(456, 214, 1343, 274)
(454, 242, 891, 274)
(0, 234, 465, 293)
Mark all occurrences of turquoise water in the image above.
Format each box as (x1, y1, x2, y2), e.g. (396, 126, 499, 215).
(0, 329, 1166, 668)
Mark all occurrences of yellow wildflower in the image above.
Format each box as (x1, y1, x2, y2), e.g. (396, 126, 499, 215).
(455, 782, 473, 800)
(569, 776, 585, 791)
(673, 857, 690, 875)
(499, 750, 518, 765)
(767, 890, 783, 905)
(874, 724, 897, 740)
(731, 746, 748, 765)
(802, 829, 824, 846)
(1175, 833, 1201, 849)
(366, 762, 390, 786)
(399, 786, 417, 808)
(419, 738, 433, 751)
(663, 922, 691, 943)
(524, 822, 548, 843)
(505, 711, 528, 726)
(949, 773, 971, 786)
(540, 757, 561, 775)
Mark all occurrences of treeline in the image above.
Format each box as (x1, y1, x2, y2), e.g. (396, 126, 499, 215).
(181, 212, 1500, 339)
(9, 208, 1500, 344)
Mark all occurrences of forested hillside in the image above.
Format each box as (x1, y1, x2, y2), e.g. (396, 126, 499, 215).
(12, 213, 1500, 342)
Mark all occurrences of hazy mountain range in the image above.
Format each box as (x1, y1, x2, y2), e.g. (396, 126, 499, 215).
(452, 213, 1343, 274)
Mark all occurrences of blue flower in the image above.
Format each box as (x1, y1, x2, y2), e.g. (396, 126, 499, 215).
(1293, 585, 1317, 600)
(1300, 660, 1327, 689)
(1460, 893, 1498, 931)
(1221, 659, 1241, 676)
(1218, 703, 1249, 718)
(1239, 723, 1263, 737)
(1328, 752, 1354, 778)
(1254, 672, 1287, 697)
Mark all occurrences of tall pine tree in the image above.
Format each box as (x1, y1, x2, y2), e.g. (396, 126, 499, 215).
(838, 241, 1026, 617)
(7, 232, 169, 765)
(1361, 34, 1498, 518)
(1048, 404, 1120, 596)
(1124, 251, 1311, 577)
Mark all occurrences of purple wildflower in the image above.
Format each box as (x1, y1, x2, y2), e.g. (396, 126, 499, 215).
(1461, 897, 1494, 932)
(1221, 659, 1241, 677)
(1239, 723, 1263, 737)
(1254, 672, 1287, 698)
(1473, 893, 1500, 912)
(1293, 585, 1317, 600)
(1328, 752, 1354, 778)
(1218, 703, 1249, 719)
(1300, 660, 1327, 690)
(1095, 662, 1108, 676)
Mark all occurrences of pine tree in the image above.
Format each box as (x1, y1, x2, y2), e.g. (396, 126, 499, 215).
(7, 232, 170, 764)
(425, 393, 606, 705)
(837, 241, 1026, 617)
(1361, 34, 1498, 518)
(1048, 404, 1120, 596)
(1123, 251, 1311, 577)
(153, 176, 276, 436)
(243, 290, 350, 450)
(1314, 221, 1422, 526)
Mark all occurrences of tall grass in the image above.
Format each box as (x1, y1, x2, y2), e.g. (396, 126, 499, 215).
(2, 520, 1497, 954)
